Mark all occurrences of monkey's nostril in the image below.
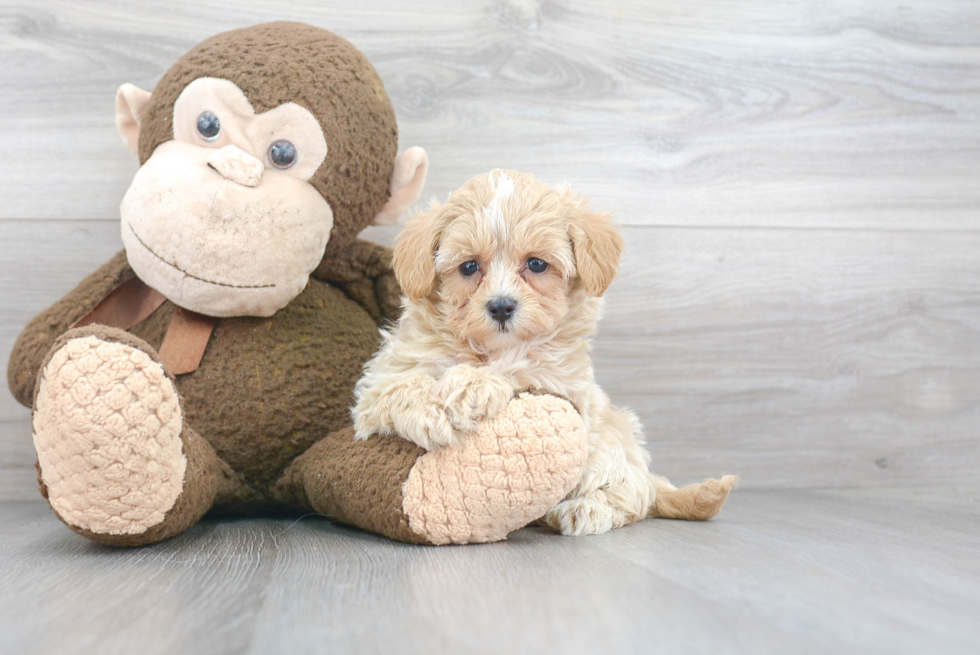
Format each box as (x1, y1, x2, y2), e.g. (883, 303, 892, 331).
(206, 145, 264, 187)
(487, 297, 518, 324)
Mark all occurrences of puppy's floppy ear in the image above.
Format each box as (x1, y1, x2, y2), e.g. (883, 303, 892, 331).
(565, 192, 624, 297)
(393, 204, 449, 301)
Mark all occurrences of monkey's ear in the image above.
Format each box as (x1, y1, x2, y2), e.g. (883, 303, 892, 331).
(372, 147, 429, 226)
(565, 192, 624, 297)
(115, 84, 153, 157)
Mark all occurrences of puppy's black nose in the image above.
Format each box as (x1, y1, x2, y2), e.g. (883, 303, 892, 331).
(487, 297, 518, 324)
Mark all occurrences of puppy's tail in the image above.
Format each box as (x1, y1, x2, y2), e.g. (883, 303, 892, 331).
(648, 474, 738, 521)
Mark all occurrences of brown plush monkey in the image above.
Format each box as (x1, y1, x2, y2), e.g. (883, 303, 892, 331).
(7, 22, 589, 546)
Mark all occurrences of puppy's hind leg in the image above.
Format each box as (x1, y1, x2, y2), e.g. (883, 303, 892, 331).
(648, 474, 738, 521)
(544, 408, 656, 536)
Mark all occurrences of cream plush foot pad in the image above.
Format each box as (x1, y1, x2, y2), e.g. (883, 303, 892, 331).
(402, 392, 588, 545)
(33, 335, 186, 535)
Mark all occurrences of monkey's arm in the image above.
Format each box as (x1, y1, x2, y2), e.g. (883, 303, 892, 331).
(7, 250, 135, 407)
(312, 239, 402, 326)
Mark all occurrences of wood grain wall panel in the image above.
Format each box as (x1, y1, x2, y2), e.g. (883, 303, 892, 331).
(3, 220, 978, 494)
(1, 0, 978, 228)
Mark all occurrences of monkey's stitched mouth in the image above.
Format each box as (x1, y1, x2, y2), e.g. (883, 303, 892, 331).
(127, 224, 277, 289)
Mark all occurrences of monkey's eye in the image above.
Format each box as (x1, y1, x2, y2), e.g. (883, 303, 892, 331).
(269, 140, 297, 169)
(459, 260, 480, 277)
(197, 111, 221, 141)
(527, 257, 549, 273)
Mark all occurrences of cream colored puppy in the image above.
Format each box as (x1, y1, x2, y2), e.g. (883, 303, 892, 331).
(353, 170, 735, 535)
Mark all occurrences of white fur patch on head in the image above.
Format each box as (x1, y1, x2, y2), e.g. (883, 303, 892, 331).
(485, 251, 518, 300)
(483, 170, 515, 241)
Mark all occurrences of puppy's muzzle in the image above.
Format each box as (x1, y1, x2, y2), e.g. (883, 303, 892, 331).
(487, 296, 517, 326)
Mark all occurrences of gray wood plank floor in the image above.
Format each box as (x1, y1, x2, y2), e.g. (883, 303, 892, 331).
(2, 491, 978, 655)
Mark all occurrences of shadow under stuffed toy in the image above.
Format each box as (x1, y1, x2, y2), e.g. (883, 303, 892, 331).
(7, 22, 589, 546)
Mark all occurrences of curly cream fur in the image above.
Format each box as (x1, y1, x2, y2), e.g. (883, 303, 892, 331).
(354, 170, 734, 535)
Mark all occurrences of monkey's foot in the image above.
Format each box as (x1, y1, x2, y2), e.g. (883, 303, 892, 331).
(401, 392, 588, 545)
(33, 331, 186, 536)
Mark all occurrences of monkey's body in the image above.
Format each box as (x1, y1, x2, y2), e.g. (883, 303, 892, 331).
(129, 272, 380, 499)
(8, 22, 592, 547)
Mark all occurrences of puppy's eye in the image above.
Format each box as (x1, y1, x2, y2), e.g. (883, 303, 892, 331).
(527, 257, 549, 273)
(459, 260, 480, 277)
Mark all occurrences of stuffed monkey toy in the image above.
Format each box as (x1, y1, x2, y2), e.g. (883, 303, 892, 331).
(7, 22, 588, 546)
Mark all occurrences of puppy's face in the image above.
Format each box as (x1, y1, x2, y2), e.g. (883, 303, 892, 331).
(394, 170, 623, 351)
(434, 174, 575, 348)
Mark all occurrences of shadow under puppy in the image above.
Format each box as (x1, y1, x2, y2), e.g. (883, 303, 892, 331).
(354, 170, 736, 535)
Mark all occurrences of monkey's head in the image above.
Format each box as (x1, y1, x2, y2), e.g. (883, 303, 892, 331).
(114, 22, 427, 317)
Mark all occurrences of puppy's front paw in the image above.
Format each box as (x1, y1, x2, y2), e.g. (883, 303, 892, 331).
(433, 365, 514, 431)
(544, 498, 617, 536)
(401, 404, 460, 451)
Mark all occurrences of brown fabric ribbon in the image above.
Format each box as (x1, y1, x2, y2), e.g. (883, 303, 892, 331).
(72, 277, 167, 331)
(71, 276, 216, 375)
(158, 308, 217, 375)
